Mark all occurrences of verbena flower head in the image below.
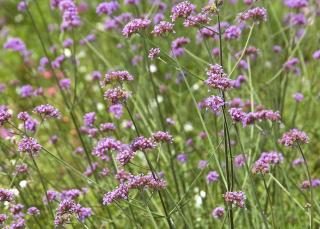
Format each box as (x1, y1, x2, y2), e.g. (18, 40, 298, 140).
(54, 199, 81, 226)
(116, 145, 136, 166)
(148, 48, 160, 59)
(0, 189, 14, 202)
(83, 112, 96, 127)
(59, 78, 71, 90)
(283, 57, 299, 71)
(152, 131, 173, 143)
(284, 0, 308, 8)
(101, 71, 134, 85)
(127, 173, 167, 190)
(3, 38, 26, 52)
(33, 104, 61, 119)
(313, 50, 320, 60)
(293, 92, 304, 102)
(0, 107, 11, 126)
(152, 21, 175, 36)
(201, 96, 225, 112)
(96, 1, 119, 15)
(205, 64, 234, 90)
(18, 137, 42, 156)
(229, 108, 245, 122)
(59, 0, 81, 30)
(224, 25, 241, 40)
(92, 137, 123, 158)
(177, 153, 188, 163)
(102, 183, 129, 205)
(223, 191, 246, 208)
(20, 85, 34, 98)
(100, 122, 116, 132)
(104, 87, 131, 104)
(279, 128, 309, 147)
(27, 207, 40, 216)
(171, 37, 190, 57)
(212, 207, 225, 219)
(124, 0, 140, 5)
(130, 136, 157, 152)
(171, 1, 195, 21)
(122, 18, 151, 38)
(184, 13, 211, 27)
(0, 214, 7, 224)
(109, 103, 123, 119)
(239, 7, 267, 23)
(206, 171, 219, 183)
(234, 154, 247, 168)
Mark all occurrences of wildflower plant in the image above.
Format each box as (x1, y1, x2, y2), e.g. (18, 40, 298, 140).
(0, 0, 319, 228)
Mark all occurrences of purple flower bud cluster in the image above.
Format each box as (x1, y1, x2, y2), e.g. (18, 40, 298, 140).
(103, 173, 166, 205)
(130, 136, 157, 152)
(0, 189, 14, 202)
(27, 207, 40, 216)
(224, 25, 241, 40)
(279, 128, 309, 147)
(229, 108, 281, 127)
(206, 171, 219, 183)
(58, 0, 81, 30)
(104, 87, 131, 104)
(100, 122, 116, 132)
(252, 152, 283, 174)
(239, 7, 268, 23)
(33, 104, 61, 119)
(101, 70, 134, 86)
(96, 1, 119, 16)
(152, 131, 173, 143)
(54, 199, 91, 226)
(205, 64, 234, 90)
(83, 112, 96, 127)
(170, 1, 195, 21)
(148, 48, 161, 59)
(122, 18, 151, 38)
(152, 21, 175, 36)
(200, 95, 225, 112)
(183, 13, 211, 27)
(18, 137, 42, 156)
(212, 207, 225, 219)
(284, 0, 308, 9)
(223, 191, 246, 208)
(171, 37, 190, 57)
(0, 106, 11, 126)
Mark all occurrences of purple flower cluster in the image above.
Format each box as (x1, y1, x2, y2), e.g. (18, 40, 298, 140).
(33, 104, 61, 119)
(212, 207, 225, 219)
(92, 137, 123, 158)
(284, 0, 308, 8)
(279, 128, 309, 147)
(148, 48, 161, 59)
(96, 1, 119, 15)
(83, 112, 96, 127)
(101, 71, 134, 85)
(18, 137, 42, 156)
(252, 152, 283, 174)
(206, 171, 219, 183)
(152, 21, 175, 36)
(171, 37, 190, 57)
(0, 107, 11, 126)
(223, 191, 246, 208)
(152, 131, 173, 143)
(229, 108, 281, 127)
(54, 199, 91, 226)
(224, 25, 241, 40)
(27, 207, 40, 216)
(239, 7, 268, 23)
(103, 173, 166, 205)
(130, 136, 157, 152)
(171, 1, 195, 21)
(58, 0, 81, 30)
(104, 87, 131, 104)
(122, 18, 151, 38)
(200, 95, 225, 112)
(205, 64, 234, 90)
(0, 189, 14, 202)
(183, 13, 211, 27)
